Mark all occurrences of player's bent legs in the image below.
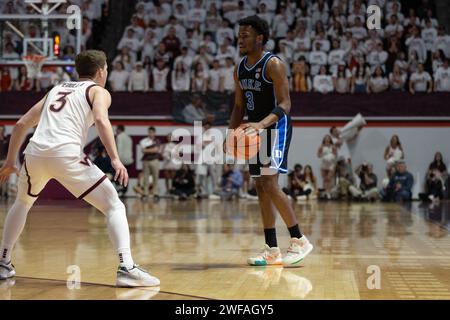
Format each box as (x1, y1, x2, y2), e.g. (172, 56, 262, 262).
(81, 179, 134, 269)
(1, 157, 50, 268)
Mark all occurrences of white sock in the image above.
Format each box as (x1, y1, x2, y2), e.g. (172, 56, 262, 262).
(82, 181, 135, 269)
(117, 248, 134, 269)
(0, 200, 32, 263)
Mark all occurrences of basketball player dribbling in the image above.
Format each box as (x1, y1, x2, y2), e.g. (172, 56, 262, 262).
(229, 16, 313, 267)
(0, 50, 159, 287)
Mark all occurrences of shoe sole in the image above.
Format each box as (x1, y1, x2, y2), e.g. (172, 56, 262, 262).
(283, 244, 314, 268)
(0, 271, 15, 280)
(116, 277, 160, 288)
(247, 260, 283, 266)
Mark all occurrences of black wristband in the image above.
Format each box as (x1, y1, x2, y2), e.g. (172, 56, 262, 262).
(271, 106, 286, 119)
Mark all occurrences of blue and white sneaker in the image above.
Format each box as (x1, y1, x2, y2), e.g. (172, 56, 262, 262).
(116, 264, 160, 287)
(0, 261, 15, 280)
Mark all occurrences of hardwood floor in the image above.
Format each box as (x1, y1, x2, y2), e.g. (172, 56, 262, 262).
(0, 197, 449, 300)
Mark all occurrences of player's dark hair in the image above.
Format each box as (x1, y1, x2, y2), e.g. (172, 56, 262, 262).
(238, 15, 270, 45)
(75, 50, 107, 78)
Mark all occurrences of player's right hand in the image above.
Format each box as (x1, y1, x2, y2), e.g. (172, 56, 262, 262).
(0, 162, 19, 183)
(111, 159, 129, 187)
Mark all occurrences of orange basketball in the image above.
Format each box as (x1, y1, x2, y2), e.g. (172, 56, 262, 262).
(226, 124, 261, 160)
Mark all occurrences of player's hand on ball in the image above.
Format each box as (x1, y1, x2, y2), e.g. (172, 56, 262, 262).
(111, 158, 129, 187)
(0, 162, 19, 183)
(241, 122, 263, 136)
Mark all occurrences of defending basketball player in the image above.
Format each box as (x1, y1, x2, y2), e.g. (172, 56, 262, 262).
(0, 50, 159, 287)
(228, 16, 313, 267)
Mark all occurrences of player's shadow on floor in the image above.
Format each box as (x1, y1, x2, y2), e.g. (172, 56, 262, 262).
(170, 263, 247, 271)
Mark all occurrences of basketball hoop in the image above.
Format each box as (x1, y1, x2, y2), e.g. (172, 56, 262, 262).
(23, 54, 47, 79)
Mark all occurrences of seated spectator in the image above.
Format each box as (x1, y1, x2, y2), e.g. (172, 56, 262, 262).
(93, 146, 115, 180)
(429, 151, 447, 175)
(328, 38, 346, 75)
(113, 47, 136, 72)
(14, 66, 33, 91)
(191, 62, 208, 92)
(367, 42, 388, 73)
(152, 59, 169, 92)
(117, 28, 140, 55)
(349, 163, 379, 201)
(380, 161, 414, 202)
(313, 66, 334, 94)
(351, 62, 370, 93)
(109, 62, 129, 92)
(433, 26, 450, 59)
(303, 165, 318, 197)
(222, 57, 235, 93)
(419, 170, 444, 202)
(171, 61, 190, 91)
(207, 59, 224, 92)
(409, 63, 432, 94)
(0, 68, 13, 92)
(133, 171, 153, 199)
(434, 59, 450, 92)
(309, 42, 328, 76)
(182, 94, 215, 124)
(384, 134, 405, 177)
(283, 164, 313, 201)
(333, 64, 351, 93)
(389, 65, 407, 91)
(333, 156, 354, 200)
(170, 164, 196, 200)
(406, 26, 427, 64)
(210, 164, 243, 200)
(291, 59, 311, 92)
(128, 62, 149, 92)
(368, 66, 389, 93)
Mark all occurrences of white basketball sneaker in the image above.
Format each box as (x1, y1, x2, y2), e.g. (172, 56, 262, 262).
(116, 264, 160, 287)
(247, 245, 283, 266)
(0, 261, 15, 280)
(282, 236, 314, 268)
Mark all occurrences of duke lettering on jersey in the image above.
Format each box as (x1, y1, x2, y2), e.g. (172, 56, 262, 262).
(237, 52, 278, 122)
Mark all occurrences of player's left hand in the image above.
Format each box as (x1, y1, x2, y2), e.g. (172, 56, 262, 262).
(241, 122, 264, 136)
(111, 158, 129, 187)
(0, 162, 19, 183)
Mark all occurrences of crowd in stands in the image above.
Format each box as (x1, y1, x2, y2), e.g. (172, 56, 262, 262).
(1, 0, 450, 94)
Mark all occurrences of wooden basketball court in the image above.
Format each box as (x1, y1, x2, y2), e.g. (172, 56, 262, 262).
(1, 198, 449, 300)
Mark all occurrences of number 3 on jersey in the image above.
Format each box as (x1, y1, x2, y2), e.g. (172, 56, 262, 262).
(245, 91, 254, 111)
(50, 91, 72, 112)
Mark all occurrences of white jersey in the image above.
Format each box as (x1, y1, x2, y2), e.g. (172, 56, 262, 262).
(24, 80, 99, 157)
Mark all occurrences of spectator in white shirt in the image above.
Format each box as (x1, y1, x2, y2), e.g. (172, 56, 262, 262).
(312, 31, 331, 53)
(367, 42, 388, 73)
(421, 19, 437, 52)
(421, 9, 439, 29)
(328, 39, 346, 75)
(113, 46, 136, 72)
(187, 0, 207, 28)
(173, 2, 188, 27)
(409, 63, 432, 94)
(257, 2, 274, 27)
(191, 62, 208, 92)
(386, 2, 404, 22)
(404, 8, 421, 28)
(152, 59, 169, 92)
(385, 14, 404, 39)
(313, 66, 334, 94)
(389, 65, 407, 91)
(311, 0, 329, 27)
(128, 62, 149, 92)
(216, 19, 235, 46)
(149, 2, 170, 27)
(293, 26, 311, 60)
(309, 42, 328, 76)
(406, 26, 427, 63)
(123, 15, 145, 40)
(171, 61, 191, 92)
(350, 17, 368, 41)
(117, 28, 141, 54)
(205, 3, 222, 33)
(340, 30, 354, 53)
(327, 18, 344, 40)
(174, 46, 194, 71)
(200, 32, 217, 56)
(215, 37, 236, 65)
(222, 57, 235, 93)
(434, 59, 450, 92)
(272, 4, 294, 39)
(109, 62, 130, 92)
(140, 29, 158, 63)
(207, 60, 224, 92)
(433, 27, 450, 59)
(368, 66, 389, 93)
(163, 16, 186, 39)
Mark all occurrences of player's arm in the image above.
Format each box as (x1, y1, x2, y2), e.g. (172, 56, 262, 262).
(91, 86, 128, 187)
(229, 65, 245, 129)
(0, 94, 47, 181)
(243, 57, 291, 133)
